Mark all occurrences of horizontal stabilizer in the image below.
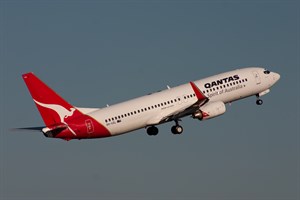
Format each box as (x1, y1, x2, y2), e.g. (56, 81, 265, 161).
(10, 126, 44, 132)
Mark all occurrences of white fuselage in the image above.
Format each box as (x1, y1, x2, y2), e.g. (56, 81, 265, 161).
(82, 67, 279, 136)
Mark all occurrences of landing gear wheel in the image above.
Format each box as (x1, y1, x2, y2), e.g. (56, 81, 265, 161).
(256, 99, 263, 105)
(171, 125, 183, 135)
(147, 126, 158, 136)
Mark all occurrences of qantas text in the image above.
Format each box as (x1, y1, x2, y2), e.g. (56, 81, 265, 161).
(204, 75, 240, 88)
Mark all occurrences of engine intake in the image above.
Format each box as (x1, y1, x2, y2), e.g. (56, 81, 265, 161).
(193, 101, 226, 120)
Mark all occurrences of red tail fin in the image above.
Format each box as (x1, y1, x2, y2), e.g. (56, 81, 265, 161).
(22, 72, 82, 127)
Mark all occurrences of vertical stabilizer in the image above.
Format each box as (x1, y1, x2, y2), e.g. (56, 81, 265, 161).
(22, 73, 82, 127)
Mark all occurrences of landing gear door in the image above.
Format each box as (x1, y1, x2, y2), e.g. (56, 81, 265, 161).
(252, 71, 261, 85)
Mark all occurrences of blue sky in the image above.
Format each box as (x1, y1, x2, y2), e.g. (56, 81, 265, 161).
(1, 1, 299, 200)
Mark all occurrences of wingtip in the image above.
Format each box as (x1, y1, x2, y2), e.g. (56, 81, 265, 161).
(189, 81, 207, 100)
(22, 72, 34, 79)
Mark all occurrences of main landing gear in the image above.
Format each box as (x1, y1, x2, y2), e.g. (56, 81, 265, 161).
(147, 120, 183, 136)
(171, 120, 183, 135)
(256, 94, 263, 105)
(147, 126, 158, 136)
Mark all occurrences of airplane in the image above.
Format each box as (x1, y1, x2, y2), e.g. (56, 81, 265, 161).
(20, 67, 280, 140)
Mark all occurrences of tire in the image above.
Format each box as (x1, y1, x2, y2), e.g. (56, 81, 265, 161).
(171, 125, 183, 135)
(147, 126, 158, 136)
(176, 125, 183, 134)
(256, 99, 263, 105)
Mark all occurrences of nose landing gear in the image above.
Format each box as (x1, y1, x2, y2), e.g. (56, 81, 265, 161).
(256, 94, 263, 105)
(256, 99, 263, 105)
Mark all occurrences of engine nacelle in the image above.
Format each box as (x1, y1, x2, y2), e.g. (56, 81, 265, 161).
(193, 101, 226, 120)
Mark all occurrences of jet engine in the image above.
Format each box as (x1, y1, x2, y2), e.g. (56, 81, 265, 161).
(192, 101, 226, 120)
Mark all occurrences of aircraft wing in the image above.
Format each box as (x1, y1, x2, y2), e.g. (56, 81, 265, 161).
(146, 82, 209, 125)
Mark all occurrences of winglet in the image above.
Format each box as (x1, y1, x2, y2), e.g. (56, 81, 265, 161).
(189, 82, 207, 100)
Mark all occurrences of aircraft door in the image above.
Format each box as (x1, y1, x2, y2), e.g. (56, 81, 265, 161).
(85, 119, 94, 134)
(252, 71, 261, 85)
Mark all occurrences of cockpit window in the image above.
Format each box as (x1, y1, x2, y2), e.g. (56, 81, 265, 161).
(264, 70, 270, 74)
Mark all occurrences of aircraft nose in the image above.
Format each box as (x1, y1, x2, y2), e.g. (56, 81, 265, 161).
(273, 72, 280, 82)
